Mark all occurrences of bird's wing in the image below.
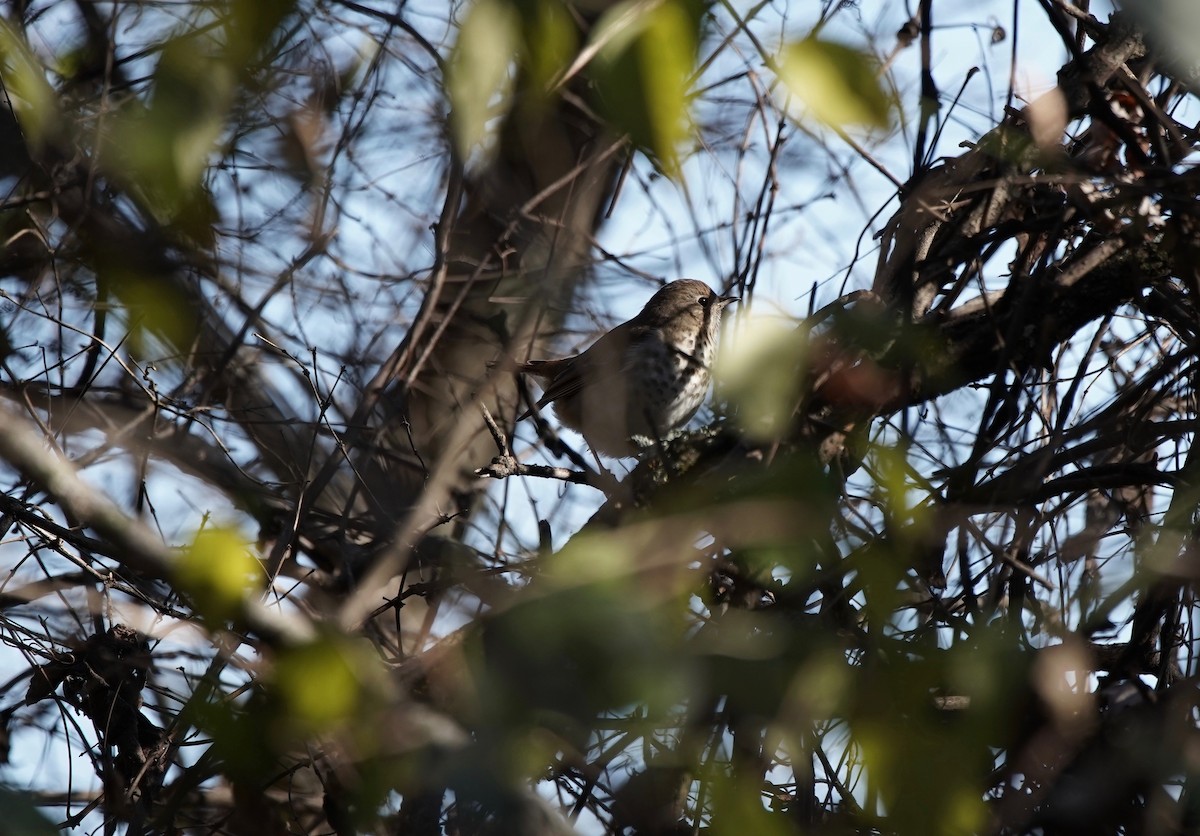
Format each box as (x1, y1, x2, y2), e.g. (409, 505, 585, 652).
(534, 361, 585, 406)
(516, 363, 585, 422)
(532, 324, 641, 406)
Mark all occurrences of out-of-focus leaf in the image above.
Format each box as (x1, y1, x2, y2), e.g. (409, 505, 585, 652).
(780, 37, 891, 129)
(1026, 86, 1068, 153)
(447, 0, 521, 159)
(784, 647, 852, 722)
(480, 581, 688, 735)
(872, 441, 925, 528)
(271, 634, 389, 736)
(710, 773, 794, 836)
(104, 37, 230, 239)
(196, 633, 394, 795)
(94, 2, 294, 233)
(475, 527, 697, 753)
(975, 124, 1038, 167)
(851, 638, 1029, 835)
(0, 22, 60, 147)
(176, 526, 264, 622)
(716, 314, 807, 440)
(226, 0, 296, 62)
(0, 787, 57, 835)
(152, 40, 235, 187)
(590, 0, 704, 175)
(516, 0, 577, 94)
(106, 269, 198, 356)
(1117, 0, 1200, 90)
(188, 686, 278, 782)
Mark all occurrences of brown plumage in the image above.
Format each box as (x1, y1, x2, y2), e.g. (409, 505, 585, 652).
(517, 279, 738, 456)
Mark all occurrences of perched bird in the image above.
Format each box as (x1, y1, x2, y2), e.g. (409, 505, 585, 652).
(517, 279, 738, 456)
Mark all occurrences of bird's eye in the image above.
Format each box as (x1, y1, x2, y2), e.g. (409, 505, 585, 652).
(697, 296, 708, 306)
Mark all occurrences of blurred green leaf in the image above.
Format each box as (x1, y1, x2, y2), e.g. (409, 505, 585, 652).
(474, 532, 699, 768)
(591, 0, 704, 175)
(0, 22, 60, 147)
(226, 0, 296, 62)
(785, 647, 852, 722)
(271, 634, 390, 736)
(515, 0, 578, 94)
(716, 314, 807, 440)
(447, 0, 521, 159)
(872, 441, 924, 528)
(106, 269, 198, 357)
(780, 37, 891, 129)
(0, 787, 57, 835)
(195, 633, 395, 799)
(102, 37, 230, 240)
(176, 525, 264, 622)
(187, 686, 278, 782)
(97, 0, 296, 236)
(154, 41, 236, 184)
(710, 774, 794, 836)
(480, 581, 688, 732)
(850, 637, 1031, 835)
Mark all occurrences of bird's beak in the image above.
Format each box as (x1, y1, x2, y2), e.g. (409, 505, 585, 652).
(718, 294, 739, 307)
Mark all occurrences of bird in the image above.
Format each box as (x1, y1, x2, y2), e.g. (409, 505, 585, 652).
(515, 279, 738, 456)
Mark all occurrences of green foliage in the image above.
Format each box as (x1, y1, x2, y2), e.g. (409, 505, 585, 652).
(103, 268, 198, 358)
(446, 0, 706, 172)
(780, 36, 892, 129)
(447, 0, 522, 159)
(514, 0, 578, 93)
(5, 1, 1181, 832)
(193, 631, 397, 824)
(447, 0, 581, 160)
(717, 314, 808, 439)
(0, 787, 57, 835)
(100, 0, 297, 235)
(474, 530, 695, 744)
(446, 0, 898, 175)
(849, 640, 1015, 834)
(590, 0, 707, 175)
(270, 633, 392, 737)
(176, 526, 265, 623)
(0, 22, 60, 147)
(104, 36, 232, 237)
(225, 0, 296, 60)
(709, 775, 795, 836)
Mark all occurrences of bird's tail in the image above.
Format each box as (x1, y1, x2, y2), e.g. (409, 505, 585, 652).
(513, 358, 567, 380)
(490, 356, 566, 380)
(488, 357, 562, 421)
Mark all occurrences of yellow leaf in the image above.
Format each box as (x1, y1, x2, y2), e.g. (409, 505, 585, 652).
(780, 37, 891, 129)
(176, 526, 264, 621)
(272, 637, 363, 732)
(268, 634, 394, 741)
